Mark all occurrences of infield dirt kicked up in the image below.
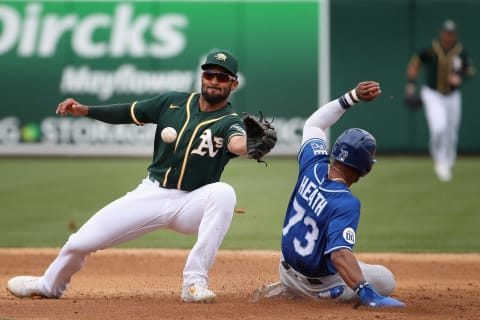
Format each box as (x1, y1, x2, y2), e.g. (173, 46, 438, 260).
(1, 249, 479, 320)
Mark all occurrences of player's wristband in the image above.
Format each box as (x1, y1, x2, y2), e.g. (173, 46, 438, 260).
(408, 79, 417, 85)
(338, 89, 359, 110)
(354, 280, 370, 295)
(349, 89, 360, 103)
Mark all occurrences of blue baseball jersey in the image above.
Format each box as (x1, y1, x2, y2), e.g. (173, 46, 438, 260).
(281, 138, 361, 278)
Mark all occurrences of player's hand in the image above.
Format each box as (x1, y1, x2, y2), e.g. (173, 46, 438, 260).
(355, 81, 381, 102)
(56, 98, 88, 116)
(356, 284, 406, 308)
(404, 83, 423, 110)
(405, 83, 416, 96)
(448, 73, 462, 87)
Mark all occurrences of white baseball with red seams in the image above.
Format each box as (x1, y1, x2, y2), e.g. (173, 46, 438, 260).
(161, 127, 177, 143)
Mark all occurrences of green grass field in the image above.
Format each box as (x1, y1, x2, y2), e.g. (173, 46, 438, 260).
(0, 156, 478, 252)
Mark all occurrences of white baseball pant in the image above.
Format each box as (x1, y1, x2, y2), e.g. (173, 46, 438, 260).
(37, 178, 236, 298)
(279, 259, 396, 301)
(421, 85, 461, 174)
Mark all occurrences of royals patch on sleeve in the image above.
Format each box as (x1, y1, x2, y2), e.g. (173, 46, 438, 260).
(309, 140, 328, 155)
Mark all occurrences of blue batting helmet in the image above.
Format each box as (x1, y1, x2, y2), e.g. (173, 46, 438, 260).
(331, 128, 377, 177)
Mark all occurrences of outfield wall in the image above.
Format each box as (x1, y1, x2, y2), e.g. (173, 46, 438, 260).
(0, 0, 323, 156)
(1, 0, 479, 156)
(330, 0, 480, 153)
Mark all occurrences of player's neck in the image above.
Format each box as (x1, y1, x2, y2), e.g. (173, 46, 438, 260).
(329, 164, 351, 187)
(199, 96, 228, 112)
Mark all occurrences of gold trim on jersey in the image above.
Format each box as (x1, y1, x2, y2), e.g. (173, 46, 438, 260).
(162, 167, 172, 187)
(130, 101, 144, 126)
(176, 113, 237, 189)
(174, 93, 196, 152)
(162, 93, 195, 187)
(432, 40, 463, 94)
(160, 92, 238, 189)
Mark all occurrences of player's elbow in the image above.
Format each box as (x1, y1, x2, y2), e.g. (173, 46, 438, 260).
(331, 248, 353, 269)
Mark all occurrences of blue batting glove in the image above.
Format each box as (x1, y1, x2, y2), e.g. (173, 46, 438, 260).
(355, 281, 406, 308)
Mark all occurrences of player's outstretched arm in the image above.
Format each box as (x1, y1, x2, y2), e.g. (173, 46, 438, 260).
(56, 98, 134, 124)
(56, 98, 88, 117)
(302, 81, 381, 144)
(405, 55, 421, 96)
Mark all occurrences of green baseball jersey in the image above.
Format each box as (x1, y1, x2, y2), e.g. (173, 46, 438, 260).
(417, 40, 475, 94)
(132, 92, 245, 191)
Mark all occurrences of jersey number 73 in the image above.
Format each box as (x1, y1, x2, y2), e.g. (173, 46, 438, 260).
(282, 198, 319, 257)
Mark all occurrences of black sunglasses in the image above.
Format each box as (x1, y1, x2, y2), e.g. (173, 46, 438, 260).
(202, 70, 236, 83)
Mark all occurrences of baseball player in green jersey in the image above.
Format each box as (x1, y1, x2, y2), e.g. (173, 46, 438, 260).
(405, 19, 476, 181)
(7, 50, 274, 303)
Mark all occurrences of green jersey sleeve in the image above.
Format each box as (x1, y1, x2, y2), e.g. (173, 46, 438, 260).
(131, 92, 189, 125)
(225, 118, 246, 143)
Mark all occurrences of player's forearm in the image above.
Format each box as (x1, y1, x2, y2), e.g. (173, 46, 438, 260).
(227, 135, 248, 156)
(301, 98, 347, 144)
(406, 55, 421, 81)
(302, 82, 380, 144)
(304, 85, 362, 131)
(87, 103, 134, 124)
(304, 99, 346, 130)
(331, 249, 364, 289)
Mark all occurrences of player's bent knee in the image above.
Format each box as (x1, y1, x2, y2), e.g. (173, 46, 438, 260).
(372, 265, 396, 295)
(63, 233, 101, 255)
(208, 182, 237, 207)
(360, 262, 397, 296)
(214, 181, 235, 196)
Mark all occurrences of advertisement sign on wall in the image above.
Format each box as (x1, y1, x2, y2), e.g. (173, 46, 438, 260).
(0, 0, 324, 155)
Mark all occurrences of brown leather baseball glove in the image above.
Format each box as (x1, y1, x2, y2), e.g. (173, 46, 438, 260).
(242, 112, 277, 164)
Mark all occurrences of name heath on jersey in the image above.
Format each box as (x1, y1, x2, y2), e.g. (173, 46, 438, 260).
(298, 176, 328, 216)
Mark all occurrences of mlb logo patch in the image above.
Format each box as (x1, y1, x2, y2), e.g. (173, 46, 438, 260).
(343, 227, 356, 244)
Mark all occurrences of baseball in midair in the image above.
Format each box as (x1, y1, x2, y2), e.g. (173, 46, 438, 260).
(161, 127, 177, 143)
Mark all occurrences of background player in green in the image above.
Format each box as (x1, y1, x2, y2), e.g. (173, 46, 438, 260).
(6, 50, 276, 303)
(405, 19, 476, 182)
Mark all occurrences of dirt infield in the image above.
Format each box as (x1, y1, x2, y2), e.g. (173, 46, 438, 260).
(1, 249, 479, 320)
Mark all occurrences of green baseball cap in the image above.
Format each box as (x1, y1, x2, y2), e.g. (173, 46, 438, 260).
(441, 19, 456, 32)
(201, 50, 238, 77)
